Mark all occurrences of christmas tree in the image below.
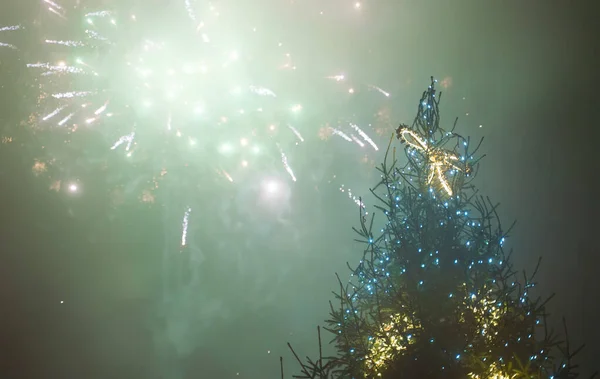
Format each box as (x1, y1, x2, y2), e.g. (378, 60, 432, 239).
(284, 77, 594, 379)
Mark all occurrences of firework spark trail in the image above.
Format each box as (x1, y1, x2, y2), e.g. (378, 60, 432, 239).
(249, 85, 276, 97)
(43, 0, 66, 19)
(43, 0, 63, 10)
(57, 113, 74, 126)
(45, 39, 86, 47)
(111, 132, 135, 151)
(339, 184, 365, 210)
(0, 25, 22, 32)
(0, 25, 21, 49)
(51, 91, 93, 99)
(369, 84, 390, 97)
(181, 207, 192, 246)
(94, 102, 108, 115)
(217, 168, 234, 182)
(326, 73, 345, 81)
(350, 134, 365, 147)
(277, 144, 297, 182)
(48, 8, 66, 19)
(330, 127, 352, 142)
(350, 123, 378, 150)
(27, 62, 86, 76)
(84, 11, 113, 18)
(42, 106, 66, 121)
(85, 29, 110, 43)
(288, 124, 304, 143)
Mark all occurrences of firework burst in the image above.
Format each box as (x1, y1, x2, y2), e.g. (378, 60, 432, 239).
(28, 0, 314, 200)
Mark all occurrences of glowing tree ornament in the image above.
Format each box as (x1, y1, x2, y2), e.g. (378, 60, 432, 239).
(396, 126, 471, 196)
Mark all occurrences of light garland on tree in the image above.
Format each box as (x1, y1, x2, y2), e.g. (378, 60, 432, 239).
(468, 362, 517, 379)
(364, 313, 419, 377)
(462, 287, 504, 341)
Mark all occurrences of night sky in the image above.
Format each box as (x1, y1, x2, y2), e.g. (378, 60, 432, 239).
(0, 1, 597, 378)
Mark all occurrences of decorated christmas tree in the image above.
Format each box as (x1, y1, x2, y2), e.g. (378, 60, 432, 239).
(284, 77, 594, 379)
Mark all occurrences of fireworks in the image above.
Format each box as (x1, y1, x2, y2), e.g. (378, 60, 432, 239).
(181, 207, 191, 246)
(0, 25, 21, 49)
(28, 0, 312, 196)
(23, 0, 391, 212)
(9, 1, 417, 372)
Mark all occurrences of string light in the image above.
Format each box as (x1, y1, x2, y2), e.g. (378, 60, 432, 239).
(322, 79, 566, 379)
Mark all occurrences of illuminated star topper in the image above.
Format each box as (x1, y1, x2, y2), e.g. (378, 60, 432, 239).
(396, 123, 471, 196)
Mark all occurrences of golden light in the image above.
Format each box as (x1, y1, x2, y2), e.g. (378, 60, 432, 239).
(396, 127, 469, 196)
(364, 313, 419, 377)
(32, 160, 47, 175)
(468, 362, 517, 379)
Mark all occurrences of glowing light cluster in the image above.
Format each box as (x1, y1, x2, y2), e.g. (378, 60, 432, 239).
(468, 362, 516, 379)
(461, 286, 504, 341)
(364, 313, 418, 377)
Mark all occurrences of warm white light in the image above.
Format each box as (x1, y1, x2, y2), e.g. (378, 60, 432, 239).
(266, 180, 278, 194)
(219, 143, 233, 154)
